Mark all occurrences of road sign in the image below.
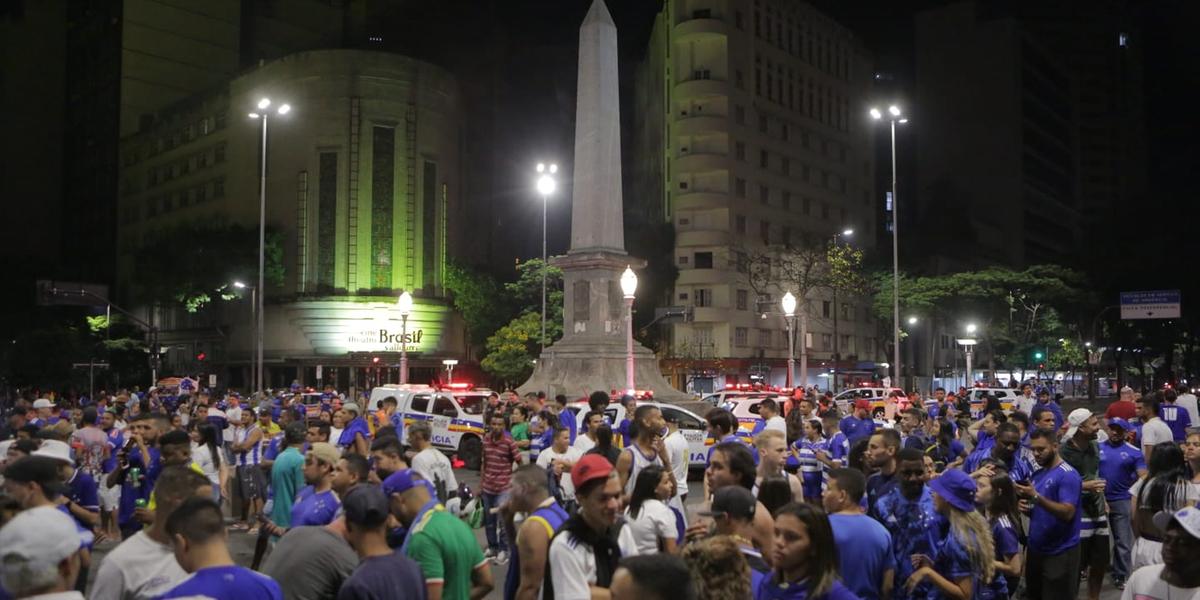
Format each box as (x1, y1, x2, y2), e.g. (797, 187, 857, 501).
(208, 374, 217, 388)
(36, 280, 110, 307)
(1120, 290, 1181, 320)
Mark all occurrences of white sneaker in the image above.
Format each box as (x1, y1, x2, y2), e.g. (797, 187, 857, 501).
(494, 550, 509, 565)
(483, 548, 497, 559)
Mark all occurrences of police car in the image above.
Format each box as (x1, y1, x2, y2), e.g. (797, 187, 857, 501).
(718, 396, 789, 441)
(832, 387, 909, 418)
(699, 385, 779, 408)
(567, 401, 712, 470)
(367, 383, 489, 470)
(962, 388, 1017, 417)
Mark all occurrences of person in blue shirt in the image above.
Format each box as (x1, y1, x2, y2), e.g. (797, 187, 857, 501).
(967, 410, 1005, 455)
(616, 394, 638, 448)
(1099, 418, 1145, 587)
(753, 502, 860, 600)
(973, 465, 1024, 600)
(159, 497, 283, 600)
(107, 414, 163, 539)
(906, 468, 995, 600)
(821, 468, 895, 599)
(290, 442, 341, 528)
(1033, 389, 1064, 433)
(863, 429, 901, 509)
(554, 394, 578, 445)
(792, 418, 828, 503)
(814, 411, 849, 476)
(1161, 388, 1192, 442)
(962, 422, 1035, 483)
(873, 449, 943, 600)
(337, 403, 372, 456)
(705, 408, 748, 464)
(839, 399, 876, 446)
(1014, 428, 1082, 600)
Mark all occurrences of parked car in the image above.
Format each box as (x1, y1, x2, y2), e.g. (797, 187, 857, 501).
(367, 384, 489, 470)
(568, 401, 713, 470)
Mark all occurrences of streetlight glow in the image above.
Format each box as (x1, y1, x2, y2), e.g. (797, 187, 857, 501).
(536, 174, 556, 196)
(907, 316, 918, 325)
(277, 103, 291, 115)
(781, 291, 797, 317)
(397, 291, 414, 315)
(842, 228, 854, 237)
(233, 281, 246, 289)
(257, 98, 271, 110)
(535, 162, 558, 352)
(888, 105, 901, 116)
(248, 113, 260, 119)
(869, 107, 883, 120)
(966, 323, 978, 334)
(620, 266, 638, 298)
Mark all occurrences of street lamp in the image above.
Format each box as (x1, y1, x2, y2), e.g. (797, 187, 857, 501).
(620, 266, 638, 396)
(248, 97, 292, 394)
(782, 292, 797, 389)
(830, 229, 853, 393)
(536, 163, 558, 352)
(397, 291, 413, 384)
(442, 359, 458, 386)
(232, 281, 257, 392)
(959, 323, 978, 389)
(907, 316, 918, 325)
(870, 104, 907, 390)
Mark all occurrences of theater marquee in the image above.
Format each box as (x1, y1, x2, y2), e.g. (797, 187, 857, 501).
(282, 298, 459, 356)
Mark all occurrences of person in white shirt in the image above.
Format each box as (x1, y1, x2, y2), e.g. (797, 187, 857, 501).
(1123, 506, 1200, 599)
(1014, 384, 1037, 416)
(405, 421, 457, 499)
(1139, 395, 1175, 461)
(758, 399, 787, 435)
(0, 506, 87, 600)
(537, 426, 584, 508)
(1176, 388, 1200, 432)
(573, 410, 606, 453)
(662, 414, 691, 507)
(548, 456, 640, 598)
(622, 465, 678, 555)
(90, 466, 214, 600)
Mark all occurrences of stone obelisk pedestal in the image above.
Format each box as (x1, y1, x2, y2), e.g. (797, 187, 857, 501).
(518, 0, 687, 403)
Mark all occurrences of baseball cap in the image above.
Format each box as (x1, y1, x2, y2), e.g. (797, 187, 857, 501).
(343, 402, 361, 415)
(31, 440, 73, 466)
(1121, 386, 1135, 394)
(1154, 506, 1200, 541)
(1107, 417, 1131, 431)
(854, 399, 871, 411)
(32, 398, 53, 409)
(571, 454, 614, 490)
(307, 442, 341, 466)
(698, 486, 756, 520)
(927, 468, 977, 512)
(381, 469, 421, 497)
(342, 484, 390, 527)
(0, 506, 82, 579)
(1065, 408, 1094, 438)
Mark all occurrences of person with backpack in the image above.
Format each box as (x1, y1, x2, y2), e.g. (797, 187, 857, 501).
(503, 464, 570, 600)
(536, 425, 583, 513)
(407, 420, 458, 502)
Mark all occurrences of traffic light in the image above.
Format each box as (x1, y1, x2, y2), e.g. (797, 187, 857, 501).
(196, 352, 206, 362)
(1033, 351, 1044, 360)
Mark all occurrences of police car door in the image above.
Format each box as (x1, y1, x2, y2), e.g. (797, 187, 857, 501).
(661, 406, 709, 469)
(429, 395, 459, 450)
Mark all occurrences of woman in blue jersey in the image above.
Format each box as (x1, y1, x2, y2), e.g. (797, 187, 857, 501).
(973, 464, 1024, 599)
(906, 469, 995, 600)
(753, 502, 859, 600)
(792, 418, 828, 503)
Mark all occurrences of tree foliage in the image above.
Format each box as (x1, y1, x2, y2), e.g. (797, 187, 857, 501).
(444, 262, 509, 350)
(481, 312, 542, 386)
(731, 238, 867, 324)
(476, 259, 564, 383)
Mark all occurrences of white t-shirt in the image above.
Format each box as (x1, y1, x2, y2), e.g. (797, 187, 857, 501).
(548, 523, 640, 600)
(537, 446, 584, 500)
(1122, 563, 1200, 599)
(623, 499, 677, 555)
(572, 434, 596, 453)
(1178, 394, 1200, 432)
(764, 415, 788, 435)
(1142, 418, 1174, 454)
(663, 430, 690, 498)
(90, 531, 188, 600)
(1014, 395, 1036, 416)
(191, 442, 220, 485)
(411, 447, 458, 494)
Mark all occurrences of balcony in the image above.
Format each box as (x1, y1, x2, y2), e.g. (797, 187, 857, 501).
(675, 78, 727, 99)
(674, 18, 728, 41)
(675, 151, 728, 174)
(675, 114, 726, 136)
(674, 191, 728, 211)
(676, 267, 729, 286)
(677, 229, 730, 248)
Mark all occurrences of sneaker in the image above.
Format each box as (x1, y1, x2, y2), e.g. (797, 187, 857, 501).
(494, 550, 509, 565)
(483, 548, 497, 560)
(1113, 577, 1126, 590)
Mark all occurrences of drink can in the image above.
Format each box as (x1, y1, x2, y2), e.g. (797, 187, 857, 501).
(129, 467, 141, 488)
(134, 498, 148, 508)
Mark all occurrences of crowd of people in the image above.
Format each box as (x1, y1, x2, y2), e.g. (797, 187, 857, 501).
(1, 383, 1200, 599)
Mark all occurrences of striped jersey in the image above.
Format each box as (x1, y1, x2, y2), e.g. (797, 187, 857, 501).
(234, 425, 262, 466)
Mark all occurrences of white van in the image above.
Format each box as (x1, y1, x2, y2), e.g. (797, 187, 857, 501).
(367, 384, 489, 470)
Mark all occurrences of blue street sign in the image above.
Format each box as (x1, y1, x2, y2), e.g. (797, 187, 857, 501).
(1119, 290, 1181, 320)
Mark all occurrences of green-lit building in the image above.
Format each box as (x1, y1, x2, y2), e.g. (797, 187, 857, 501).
(116, 49, 467, 391)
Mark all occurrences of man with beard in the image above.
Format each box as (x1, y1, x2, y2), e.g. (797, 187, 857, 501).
(871, 448, 941, 600)
(1099, 418, 1145, 590)
(547, 455, 639, 598)
(863, 429, 900, 508)
(1059, 409, 1109, 600)
(962, 422, 1034, 483)
(367, 435, 408, 482)
(1015, 428, 1083, 600)
(99, 408, 125, 540)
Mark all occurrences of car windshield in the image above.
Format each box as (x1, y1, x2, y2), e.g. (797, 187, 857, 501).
(456, 395, 484, 415)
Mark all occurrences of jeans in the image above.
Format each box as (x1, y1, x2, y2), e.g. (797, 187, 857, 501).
(481, 491, 507, 552)
(1108, 499, 1134, 580)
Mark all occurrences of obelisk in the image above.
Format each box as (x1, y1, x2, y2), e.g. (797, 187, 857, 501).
(518, 0, 687, 402)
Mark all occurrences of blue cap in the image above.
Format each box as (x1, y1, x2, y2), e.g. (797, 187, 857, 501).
(929, 468, 978, 512)
(1107, 417, 1131, 431)
(381, 469, 419, 497)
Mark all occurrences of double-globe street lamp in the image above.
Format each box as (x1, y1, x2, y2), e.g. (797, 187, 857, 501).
(248, 98, 291, 394)
(957, 323, 978, 390)
(830, 228, 853, 393)
(782, 292, 798, 389)
(535, 163, 558, 352)
(397, 291, 413, 384)
(870, 105, 907, 389)
(232, 281, 256, 392)
(620, 266, 638, 396)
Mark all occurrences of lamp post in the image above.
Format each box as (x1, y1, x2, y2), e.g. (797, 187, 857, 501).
(870, 105, 907, 390)
(782, 292, 797, 389)
(830, 228, 853, 393)
(958, 323, 978, 390)
(442, 359, 458, 386)
(620, 266, 638, 396)
(248, 98, 291, 394)
(536, 163, 558, 352)
(397, 291, 413, 384)
(232, 281, 256, 392)
(906, 315, 918, 390)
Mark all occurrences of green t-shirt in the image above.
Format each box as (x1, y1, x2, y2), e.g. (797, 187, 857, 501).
(405, 507, 487, 600)
(270, 447, 305, 528)
(511, 422, 530, 442)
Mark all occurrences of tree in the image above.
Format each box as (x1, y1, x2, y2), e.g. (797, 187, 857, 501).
(478, 259, 564, 385)
(444, 262, 509, 359)
(481, 312, 541, 386)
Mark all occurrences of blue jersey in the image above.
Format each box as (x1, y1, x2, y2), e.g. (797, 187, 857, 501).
(1160, 403, 1192, 442)
(932, 529, 979, 600)
(118, 446, 161, 530)
(962, 449, 1035, 483)
(872, 486, 942, 600)
(1028, 461, 1082, 555)
(158, 565, 282, 600)
(829, 513, 895, 600)
(291, 486, 340, 528)
(827, 432, 850, 467)
(982, 516, 1020, 600)
(338, 417, 372, 450)
(792, 437, 827, 500)
(1098, 441, 1145, 502)
(529, 429, 554, 462)
(102, 428, 125, 473)
(839, 415, 876, 446)
(1031, 401, 1064, 433)
(865, 471, 898, 510)
(752, 576, 860, 600)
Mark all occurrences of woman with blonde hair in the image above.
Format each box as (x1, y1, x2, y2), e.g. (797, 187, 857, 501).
(681, 535, 751, 600)
(907, 469, 995, 599)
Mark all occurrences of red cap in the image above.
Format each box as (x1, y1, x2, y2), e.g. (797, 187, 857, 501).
(571, 454, 614, 490)
(854, 399, 872, 411)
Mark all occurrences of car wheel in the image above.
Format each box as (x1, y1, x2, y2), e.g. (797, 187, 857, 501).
(459, 435, 482, 471)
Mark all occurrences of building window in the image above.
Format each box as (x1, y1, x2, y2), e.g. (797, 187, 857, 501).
(736, 70, 745, 90)
(735, 178, 746, 197)
(801, 164, 810, 181)
(735, 105, 745, 124)
(214, 143, 226, 163)
(803, 197, 812, 215)
(371, 126, 396, 288)
(760, 221, 770, 244)
(694, 252, 714, 269)
(145, 197, 157, 217)
(759, 149, 768, 168)
(213, 177, 225, 198)
(736, 327, 749, 347)
(737, 289, 749, 311)
(782, 191, 791, 210)
(840, 334, 852, 353)
(782, 226, 792, 246)
(822, 301, 831, 318)
(759, 329, 772, 347)
(758, 114, 768, 133)
(759, 185, 769, 205)
(695, 289, 713, 307)
(736, 215, 747, 233)
(841, 303, 851, 320)
(736, 142, 745, 160)
(781, 157, 790, 175)
(821, 203, 830, 219)
(755, 68, 762, 95)
(821, 334, 833, 350)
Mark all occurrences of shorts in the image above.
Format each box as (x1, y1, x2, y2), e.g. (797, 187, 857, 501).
(1080, 532, 1111, 571)
(99, 482, 121, 511)
(235, 464, 267, 500)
